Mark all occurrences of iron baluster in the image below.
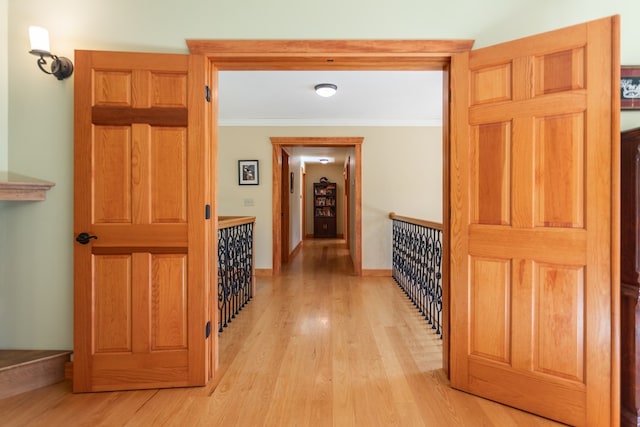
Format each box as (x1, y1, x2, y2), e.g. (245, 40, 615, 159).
(391, 216, 443, 339)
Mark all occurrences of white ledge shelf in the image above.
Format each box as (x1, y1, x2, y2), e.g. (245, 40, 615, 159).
(0, 171, 55, 201)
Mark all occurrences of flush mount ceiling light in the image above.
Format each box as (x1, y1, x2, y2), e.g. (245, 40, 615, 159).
(28, 26, 74, 80)
(314, 83, 337, 97)
(319, 158, 329, 164)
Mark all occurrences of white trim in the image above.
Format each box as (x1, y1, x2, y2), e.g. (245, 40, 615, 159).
(219, 118, 442, 127)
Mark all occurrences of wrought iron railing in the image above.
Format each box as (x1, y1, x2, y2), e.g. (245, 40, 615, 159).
(389, 213, 443, 338)
(217, 216, 255, 333)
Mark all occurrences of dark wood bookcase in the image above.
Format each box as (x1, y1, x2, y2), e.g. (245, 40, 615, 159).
(313, 181, 337, 238)
(622, 127, 640, 427)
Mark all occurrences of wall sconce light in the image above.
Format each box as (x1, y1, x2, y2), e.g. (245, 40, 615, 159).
(28, 26, 74, 80)
(314, 83, 337, 97)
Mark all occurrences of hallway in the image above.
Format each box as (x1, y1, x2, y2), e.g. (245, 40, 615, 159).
(0, 239, 564, 426)
(211, 239, 564, 426)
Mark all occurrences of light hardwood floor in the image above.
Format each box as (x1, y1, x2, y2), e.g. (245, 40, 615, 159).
(0, 239, 564, 426)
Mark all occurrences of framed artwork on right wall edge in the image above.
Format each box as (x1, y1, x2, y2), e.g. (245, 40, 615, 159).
(621, 66, 640, 110)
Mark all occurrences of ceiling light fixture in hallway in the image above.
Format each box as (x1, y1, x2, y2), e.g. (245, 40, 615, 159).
(314, 83, 337, 97)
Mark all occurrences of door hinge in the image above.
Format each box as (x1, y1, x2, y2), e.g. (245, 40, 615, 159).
(205, 321, 211, 339)
(205, 85, 211, 102)
(205, 204, 211, 220)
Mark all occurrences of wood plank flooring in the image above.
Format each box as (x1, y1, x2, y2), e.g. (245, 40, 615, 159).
(0, 239, 565, 426)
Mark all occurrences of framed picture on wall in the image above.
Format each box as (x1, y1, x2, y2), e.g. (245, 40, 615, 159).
(238, 160, 259, 185)
(621, 66, 640, 110)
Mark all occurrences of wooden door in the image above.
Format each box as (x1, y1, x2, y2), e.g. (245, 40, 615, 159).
(302, 170, 307, 239)
(73, 50, 212, 392)
(281, 150, 290, 262)
(344, 157, 350, 245)
(450, 17, 619, 426)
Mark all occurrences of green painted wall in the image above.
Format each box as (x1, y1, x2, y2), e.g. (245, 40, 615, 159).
(3, 0, 640, 349)
(1, 0, 7, 169)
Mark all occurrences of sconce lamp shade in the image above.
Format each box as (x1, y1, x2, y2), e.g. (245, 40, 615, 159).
(27, 26, 74, 80)
(29, 26, 51, 55)
(314, 83, 337, 97)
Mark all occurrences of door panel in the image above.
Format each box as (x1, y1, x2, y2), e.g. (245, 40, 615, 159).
(74, 50, 211, 392)
(535, 263, 584, 381)
(469, 257, 511, 364)
(151, 254, 188, 350)
(450, 17, 619, 426)
(94, 255, 132, 353)
(150, 127, 188, 222)
(535, 113, 584, 228)
(470, 122, 511, 225)
(93, 126, 132, 222)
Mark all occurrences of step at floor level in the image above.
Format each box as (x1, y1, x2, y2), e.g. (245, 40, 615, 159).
(0, 350, 72, 400)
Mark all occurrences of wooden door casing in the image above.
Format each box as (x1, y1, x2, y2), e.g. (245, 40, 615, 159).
(73, 51, 211, 392)
(450, 17, 619, 426)
(281, 150, 290, 262)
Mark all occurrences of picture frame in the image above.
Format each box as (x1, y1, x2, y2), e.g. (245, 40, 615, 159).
(621, 66, 640, 110)
(238, 160, 259, 185)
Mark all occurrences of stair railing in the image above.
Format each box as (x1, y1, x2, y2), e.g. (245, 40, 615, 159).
(218, 216, 256, 333)
(389, 212, 443, 338)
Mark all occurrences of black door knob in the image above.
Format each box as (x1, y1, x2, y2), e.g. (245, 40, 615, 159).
(76, 232, 98, 245)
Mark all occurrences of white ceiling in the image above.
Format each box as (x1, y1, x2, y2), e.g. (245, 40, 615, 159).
(217, 70, 444, 163)
(288, 146, 350, 166)
(218, 70, 443, 127)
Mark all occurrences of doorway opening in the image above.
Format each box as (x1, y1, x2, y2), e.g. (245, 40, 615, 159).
(271, 137, 363, 276)
(278, 145, 351, 266)
(187, 37, 470, 386)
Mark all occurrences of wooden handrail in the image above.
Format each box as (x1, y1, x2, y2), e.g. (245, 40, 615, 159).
(218, 216, 256, 229)
(388, 212, 443, 231)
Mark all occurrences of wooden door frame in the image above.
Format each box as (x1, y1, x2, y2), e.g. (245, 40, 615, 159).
(344, 156, 350, 245)
(272, 137, 363, 276)
(281, 149, 290, 263)
(187, 38, 475, 376)
(302, 170, 307, 240)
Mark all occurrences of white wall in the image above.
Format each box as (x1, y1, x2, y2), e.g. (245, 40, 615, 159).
(218, 126, 441, 270)
(217, 128, 272, 269)
(4, 0, 640, 350)
(362, 127, 442, 268)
